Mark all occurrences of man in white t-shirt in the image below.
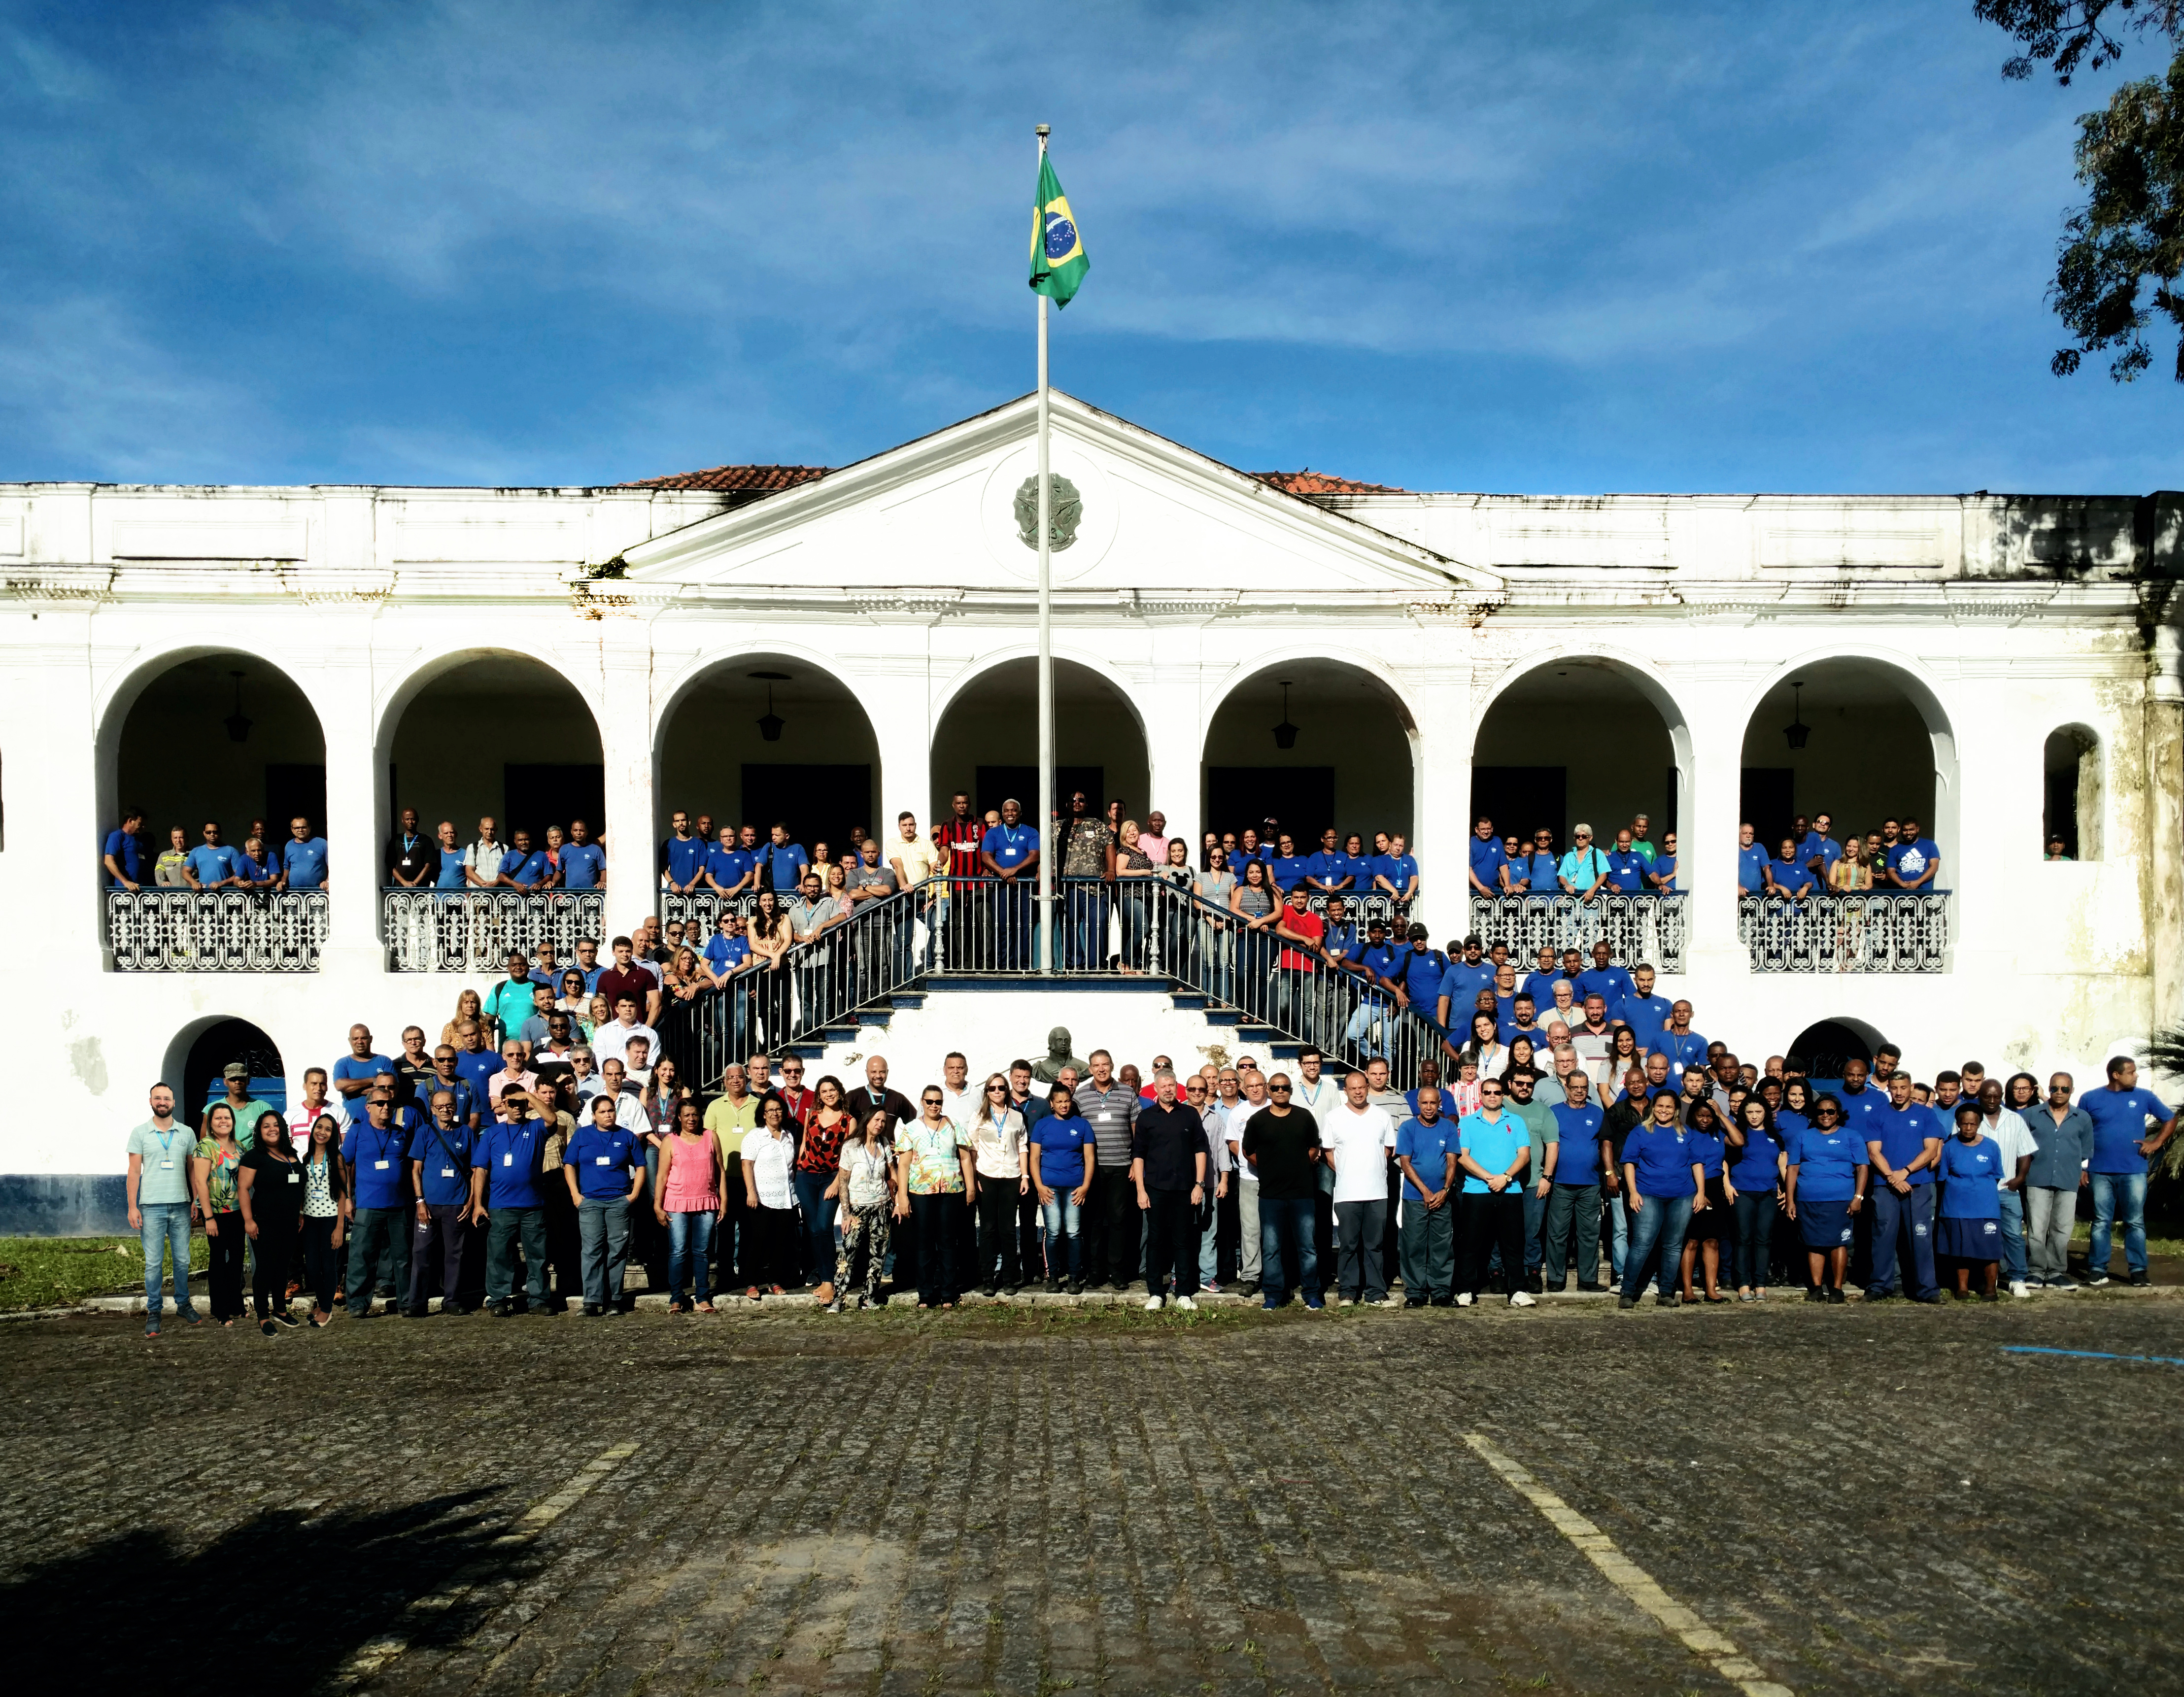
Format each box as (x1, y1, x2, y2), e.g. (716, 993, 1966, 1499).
(589, 997, 659, 1073)
(1323, 1069, 1399, 1306)
(889, 811, 944, 973)
(1979, 1077, 2039, 1298)
(938, 1050, 979, 1127)
(1225, 1069, 1268, 1296)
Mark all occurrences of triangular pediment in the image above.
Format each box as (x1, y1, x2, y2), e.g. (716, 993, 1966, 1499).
(620, 392, 1498, 600)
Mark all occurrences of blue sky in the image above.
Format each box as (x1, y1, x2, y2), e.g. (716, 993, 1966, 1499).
(1, 0, 2177, 493)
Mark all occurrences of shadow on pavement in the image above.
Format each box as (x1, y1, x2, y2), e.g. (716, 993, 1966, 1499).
(5, 1489, 525, 1692)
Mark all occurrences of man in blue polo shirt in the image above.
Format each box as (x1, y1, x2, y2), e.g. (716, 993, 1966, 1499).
(1346, 919, 1404, 1058)
(561, 818, 605, 889)
(102, 810, 147, 890)
(1619, 965, 1672, 1054)
(1825, 1056, 1892, 1147)
(1574, 943, 1633, 1024)
(1375, 834, 1420, 913)
(756, 821, 811, 893)
(1434, 938, 1496, 1030)
(331, 1024, 393, 1123)
(406, 1089, 481, 1316)
(1767, 838, 1816, 898)
(1544, 1073, 1608, 1291)
(2078, 1056, 2178, 1286)
(659, 810, 707, 893)
(504, 830, 551, 889)
(1886, 818, 1942, 890)
(1800, 813, 1843, 883)
(1735, 823, 1768, 895)
(977, 798, 1040, 970)
(1306, 829, 1357, 894)
(472, 1086, 550, 1315)
(1604, 829, 1646, 895)
(278, 816, 329, 890)
(564, 1095, 646, 1316)
(1651, 1000, 1707, 1082)
(1395, 1087, 1459, 1305)
(342, 1088, 413, 1316)
(184, 821, 239, 890)
(1467, 817, 1505, 899)
(1391, 926, 1448, 1019)
(1864, 1071, 1945, 1302)
(704, 826, 752, 898)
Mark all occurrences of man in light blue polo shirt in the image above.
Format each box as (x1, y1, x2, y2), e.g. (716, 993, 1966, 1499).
(1455, 1079, 1534, 1308)
(126, 1083, 205, 1335)
(1557, 824, 1611, 949)
(279, 816, 328, 890)
(560, 818, 605, 889)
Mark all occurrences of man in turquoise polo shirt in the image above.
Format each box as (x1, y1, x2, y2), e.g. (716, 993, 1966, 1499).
(126, 1083, 205, 1336)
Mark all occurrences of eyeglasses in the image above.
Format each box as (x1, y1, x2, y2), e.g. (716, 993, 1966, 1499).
(1268, 1084, 1292, 1094)
(921, 1097, 943, 1107)
(783, 1067, 804, 1076)
(986, 1085, 1007, 1094)
(1814, 1109, 1839, 1120)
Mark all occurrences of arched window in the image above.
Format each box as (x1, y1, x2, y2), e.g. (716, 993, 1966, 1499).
(2042, 725, 2101, 861)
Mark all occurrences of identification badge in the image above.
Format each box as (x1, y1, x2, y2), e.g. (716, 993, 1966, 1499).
(375, 1159, 390, 1170)
(286, 1171, 300, 1184)
(595, 1155, 611, 1166)
(158, 1158, 174, 1170)
(503, 1153, 513, 1167)
(441, 1166, 455, 1178)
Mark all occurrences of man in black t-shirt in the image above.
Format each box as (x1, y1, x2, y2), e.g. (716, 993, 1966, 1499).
(387, 809, 440, 888)
(1241, 1073, 1325, 1310)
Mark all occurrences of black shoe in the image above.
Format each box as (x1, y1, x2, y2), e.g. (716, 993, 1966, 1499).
(1979, 1290, 2000, 1302)
(1110, 1279, 1129, 1292)
(2131, 1271, 2152, 1287)
(1067, 1278, 1084, 1295)
(1576, 1281, 1605, 1293)
(1825, 1288, 1847, 1304)
(1527, 1274, 1544, 1294)
(1404, 1295, 1427, 1308)
(1005, 1283, 1023, 1296)
(1804, 1286, 1824, 1303)
(1864, 1289, 1894, 1302)
(401, 1308, 429, 1319)
(259, 1319, 278, 1336)
(1911, 1291, 1944, 1304)
(273, 1310, 303, 1328)
(1429, 1295, 1453, 1307)
(1655, 1293, 1680, 1307)
(491, 1301, 513, 1317)
(1045, 1278, 1062, 1293)
(1617, 1294, 1638, 1309)
(582, 1304, 605, 1318)
(1240, 1281, 1261, 1298)
(980, 1285, 998, 1298)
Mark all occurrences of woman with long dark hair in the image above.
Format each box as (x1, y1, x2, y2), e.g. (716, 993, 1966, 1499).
(654, 1098, 722, 1313)
(827, 1106, 898, 1310)
(739, 1092, 800, 1297)
(1618, 1090, 1703, 1309)
(191, 1102, 246, 1326)
(1725, 1095, 1786, 1301)
(238, 1111, 304, 1334)
(298, 1113, 347, 1326)
(1229, 857, 1280, 1019)
(747, 888, 794, 1046)
(1678, 1099, 1733, 1303)
(794, 1075, 854, 1302)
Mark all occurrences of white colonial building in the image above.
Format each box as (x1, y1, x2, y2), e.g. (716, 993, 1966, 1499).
(3, 390, 2178, 1225)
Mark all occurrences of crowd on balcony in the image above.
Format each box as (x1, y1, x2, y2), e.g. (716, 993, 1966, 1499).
(102, 810, 330, 892)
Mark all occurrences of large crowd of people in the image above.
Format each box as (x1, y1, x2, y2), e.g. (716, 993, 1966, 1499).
(122, 935, 2175, 1334)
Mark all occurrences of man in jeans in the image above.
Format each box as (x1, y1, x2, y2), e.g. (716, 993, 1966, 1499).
(1543, 1072, 1608, 1291)
(1241, 1071, 1325, 1310)
(1074, 1050, 1140, 1290)
(1057, 790, 1116, 971)
(1224, 1069, 1269, 1296)
(2078, 1056, 2178, 1287)
(342, 1087, 414, 1316)
(2023, 1072, 2094, 1287)
(1324, 1069, 1398, 1306)
(126, 1083, 205, 1336)
(564, 1094, 647, 1317)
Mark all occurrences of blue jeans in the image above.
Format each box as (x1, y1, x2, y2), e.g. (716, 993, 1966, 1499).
(793, 1169, 838, 1284)
(1867, 1182, 1939, 1299)
(2090, 1171, 2149, 1276)
(139, 1201, 195, 1320)
(1621, 1191, 1694, 1299)
(1260, 1193, 1320, 1303)
(578, 1196, 631, 1307)
(1607, 1191, 1629, 1282)
(1995, 1187, 2028, 1282)
(1040, 1188, 1083, 1276)
(344, 1205, 404, 1313)
(1344, 996, 1391, 1059)
(666, 1209, 716, 1305)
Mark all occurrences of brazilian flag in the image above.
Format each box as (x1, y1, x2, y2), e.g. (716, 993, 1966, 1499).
(1029, 152, 1089, 307)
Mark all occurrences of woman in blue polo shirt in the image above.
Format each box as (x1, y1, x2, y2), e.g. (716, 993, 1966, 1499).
(1724, 1095, 1786, 1302)
(1677, 1099, 1732, 1304)
(1618, 1091, 1704, 1309)
(1937, 1102, 2004, 1301)
(1784, 1094, 1868, 1302)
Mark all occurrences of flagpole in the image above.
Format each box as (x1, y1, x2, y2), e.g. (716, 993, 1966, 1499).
(1035, 122, 1055, 977)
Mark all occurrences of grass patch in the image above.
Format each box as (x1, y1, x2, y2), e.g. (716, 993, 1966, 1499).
(2069, 1222, 2184, 1260)
(0, 1235, 207, 1313)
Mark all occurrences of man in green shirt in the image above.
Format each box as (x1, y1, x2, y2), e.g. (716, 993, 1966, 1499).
(483, 952, 541, 1046)
(205, 1061, 277, 1151)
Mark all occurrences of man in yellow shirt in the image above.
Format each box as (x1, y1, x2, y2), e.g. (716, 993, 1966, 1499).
(703, 1062, 761, 1294)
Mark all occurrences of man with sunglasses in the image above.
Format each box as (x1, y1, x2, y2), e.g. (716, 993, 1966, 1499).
(1179, 1075, 1230, 1293)
(2022, 1071, 2095, 1287)
(1241, 1072, 1325, 1309)
(1456, 1078, 1536, 1308)
(1557, 823, 1612, 951)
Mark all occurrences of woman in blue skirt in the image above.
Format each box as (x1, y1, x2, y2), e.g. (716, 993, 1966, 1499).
(1937, 1102, 2004, 1301)
(1784, 1093, 1869, 1303)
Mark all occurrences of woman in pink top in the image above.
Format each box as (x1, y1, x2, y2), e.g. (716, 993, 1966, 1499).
(653, 1099, 724, 1313)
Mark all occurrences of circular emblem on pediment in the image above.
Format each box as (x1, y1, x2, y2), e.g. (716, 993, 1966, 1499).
(1014, 473, 1083, 552)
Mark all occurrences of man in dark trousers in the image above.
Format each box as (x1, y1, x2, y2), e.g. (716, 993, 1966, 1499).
(1131, 1070, 1208, 1310)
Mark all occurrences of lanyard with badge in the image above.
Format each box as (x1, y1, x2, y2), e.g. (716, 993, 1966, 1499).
(153, 1126, 184, 1172)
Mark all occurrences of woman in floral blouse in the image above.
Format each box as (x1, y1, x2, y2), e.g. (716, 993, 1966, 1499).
(894, 1086, 975, 1309)
(191, 1102, 246, 1326)
(795, 1076, 854, 1304)
(825, 1106, 897, 1312)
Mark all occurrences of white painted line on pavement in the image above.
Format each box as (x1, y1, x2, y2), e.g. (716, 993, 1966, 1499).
(1463, 1432, 1793, 1697)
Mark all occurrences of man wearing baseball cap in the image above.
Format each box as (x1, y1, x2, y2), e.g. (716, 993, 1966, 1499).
(206, 1061, 278, 1152)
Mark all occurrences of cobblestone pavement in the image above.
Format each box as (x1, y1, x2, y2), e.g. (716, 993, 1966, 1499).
(4, 1293, 2179, 1696)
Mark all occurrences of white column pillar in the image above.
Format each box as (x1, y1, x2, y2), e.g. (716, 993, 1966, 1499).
(598, 629, 655, 936)
(2147, 625, 2184, 1030)
(1409, 674, 1472, 945)
(309, 640, 382, 971)
(1140, 672, 1203, 862)
(861, 659, 935, 836)
(1680, 704, 1745, 983)
(1945, 675, 2006, 988)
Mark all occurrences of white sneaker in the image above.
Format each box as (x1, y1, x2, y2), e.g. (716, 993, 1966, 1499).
(1143, 1295, 1163, 1311)
(1508, 1290, 1537, 1308)
(1455, 1291, 1474, 1307)
(1337, 1297, 1356, 1308)
(1173, 1294, 1197, 1310)
(2009, 1280, 2031, 1299)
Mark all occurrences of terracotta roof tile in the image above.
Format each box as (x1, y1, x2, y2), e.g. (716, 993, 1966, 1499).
(619, 464, 831, 494)
(1253, 469, 1405, 496)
